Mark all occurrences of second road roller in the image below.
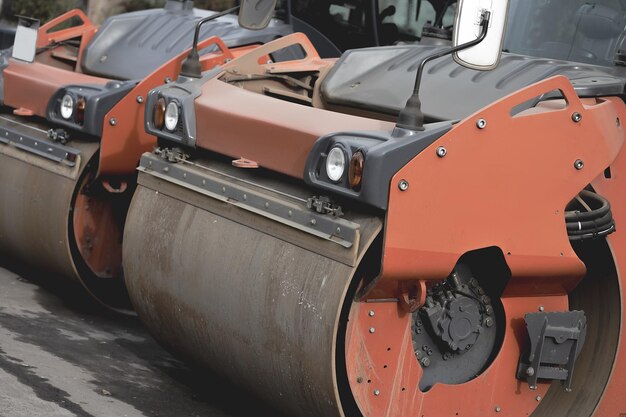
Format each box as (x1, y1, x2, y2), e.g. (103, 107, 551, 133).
(123, 0, 626, 416)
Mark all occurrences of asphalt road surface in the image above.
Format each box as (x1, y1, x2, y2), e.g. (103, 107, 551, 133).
(0, 261, 284, 417)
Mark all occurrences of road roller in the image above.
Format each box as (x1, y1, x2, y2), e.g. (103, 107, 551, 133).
(123, 0, 626, 416)
(0, 0, 340, 309)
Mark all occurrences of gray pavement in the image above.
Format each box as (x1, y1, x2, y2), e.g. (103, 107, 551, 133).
(0, 263, 282, 417)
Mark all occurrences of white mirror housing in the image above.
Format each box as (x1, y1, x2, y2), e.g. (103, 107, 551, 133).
(453, 0, 509, 71)
(12, 16, 39, 63)
(238, 0, 277, 31)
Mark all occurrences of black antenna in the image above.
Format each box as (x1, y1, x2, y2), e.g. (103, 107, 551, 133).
(180, 6, 240, 78)
(396, 10, 491, 131)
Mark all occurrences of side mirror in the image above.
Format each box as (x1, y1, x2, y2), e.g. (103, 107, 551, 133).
(12, 16, 39, 63)
(238, 0, 277, 31)
(453, 0, 509, 71)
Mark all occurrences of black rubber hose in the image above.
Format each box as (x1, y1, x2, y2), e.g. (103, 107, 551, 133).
(565, 190, 610, 221)
(566, 211, 613, 231)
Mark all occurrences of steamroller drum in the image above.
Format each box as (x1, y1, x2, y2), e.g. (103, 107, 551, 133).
(0, 116, 128, 309)
(123, 167, 383, 417)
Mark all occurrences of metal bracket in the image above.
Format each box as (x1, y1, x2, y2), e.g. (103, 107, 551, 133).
(517, 311, 587, 391)
(307, 196, 343, 217)
(138, 153, 360, 248)
(0, 120, 80, 166)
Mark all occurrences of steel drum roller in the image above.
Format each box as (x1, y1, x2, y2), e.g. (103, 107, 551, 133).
(123, 171, 382, 417)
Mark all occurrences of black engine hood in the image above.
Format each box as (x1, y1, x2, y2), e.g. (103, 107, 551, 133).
(321, 45, 626, 121)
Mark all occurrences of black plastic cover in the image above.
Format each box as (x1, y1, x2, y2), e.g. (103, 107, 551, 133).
(304, 123, 452, 210)
(82, 7, 291, 81)
(46, 81, 137, 136)
(321, 45, 626, 122)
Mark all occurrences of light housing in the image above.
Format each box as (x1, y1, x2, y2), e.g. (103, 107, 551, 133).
(326, 146, 346, 182)
(164, 101, 180, 132)
(60, 94, 74, 120)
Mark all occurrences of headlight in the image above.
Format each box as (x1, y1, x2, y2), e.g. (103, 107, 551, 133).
(326, 146, 346, 182)
(164, 102, 179, 131)
(60, 94, 74, 120)
(154, 98, 166, 130)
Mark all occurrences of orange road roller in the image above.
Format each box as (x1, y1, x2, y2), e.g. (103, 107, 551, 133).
(0, 1, 301, 309)
(122, 0, 626, 416)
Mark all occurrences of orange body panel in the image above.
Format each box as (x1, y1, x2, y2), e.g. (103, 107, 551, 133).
(346, 78, 626, 417)
(347, 296, 567, 417)
(382, 76, 623, 292)
(99, 37, 240, 176)
(194, 79, 394, 178)
(3, 60, 109, 117)
(36, 9, 96, 51)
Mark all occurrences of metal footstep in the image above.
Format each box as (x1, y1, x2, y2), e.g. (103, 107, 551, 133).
(517, 311, 587, 391)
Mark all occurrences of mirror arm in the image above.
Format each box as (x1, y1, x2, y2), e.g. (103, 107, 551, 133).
(180, 5, 240, 78)
(413, 11, 490, 95)
(396, 11, 491, 132)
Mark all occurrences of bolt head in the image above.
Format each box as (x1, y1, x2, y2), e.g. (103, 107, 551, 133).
(536, 395, 542, 402)
(436, 146, 447, 158)
(136, 96, 144, 104)
(398, 180, 410, 191)
(373, 389, 380, 396)
(420, 357, 431, 367)
(369, 327, 376, 334)
(526, 367, 535, 377)
(109, 118, 117, 126)
(476, 118, 487, 129)
(495, 406, 501, 412)
(574, 159, 584, 170)
(538, 306, 545, 312)
(485, 317, 494, 328)
(368, 310, 375, 317)
(572, 112, 582, 123)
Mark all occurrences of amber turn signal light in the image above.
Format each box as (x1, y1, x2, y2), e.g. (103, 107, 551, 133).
(154, 98, 166, 130)
(75, 97, 86, 125)
(348, 151, 364, 190)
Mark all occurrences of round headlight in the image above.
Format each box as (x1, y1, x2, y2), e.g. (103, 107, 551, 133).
(154, 98, 166, 130)
(326, 147, 346, 182)
(164, 102, 179, 131)
(60, 94, 74, 120)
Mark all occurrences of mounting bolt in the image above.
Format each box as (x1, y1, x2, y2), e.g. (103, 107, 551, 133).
(368, 310, 375, 317)
(526, 367, 535, 377)
(420, 357, 431, 367)
(538, 306, 545, 312)
(574, 159, 584, 170)
(485, 317, 494, 328)
(476, 118, 487, 129)
(495, 406, 501, 413)
(136, 96, 144, 104)
(436, 146, 447, 158)
(572, 112, 582, 123)
(109, 118, 117, 126)
(536, 395, 542, 402)
(398, 180, 410, 191)
(373, 389, 380, 396)
(369, 327, 376, 334)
